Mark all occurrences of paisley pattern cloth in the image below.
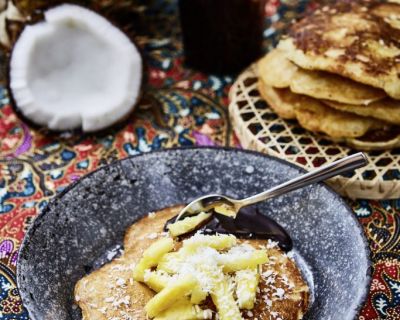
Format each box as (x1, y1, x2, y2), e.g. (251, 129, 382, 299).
(0, 0, 399, 319)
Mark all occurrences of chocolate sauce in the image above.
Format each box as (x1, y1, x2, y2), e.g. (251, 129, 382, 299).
(164, 206, 293, 252)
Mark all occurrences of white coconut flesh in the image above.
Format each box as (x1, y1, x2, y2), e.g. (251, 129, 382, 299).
(9, 4, 142, 131)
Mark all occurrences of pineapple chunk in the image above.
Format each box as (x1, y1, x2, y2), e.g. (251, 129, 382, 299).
(144, 270, 171, 292)
(190, 283, 207, 304)
(183, 234, 237, 251)
(154, 299, 207, 320)
(213, 203, 236, 217)
(157, 253, 206, 303)
(135, 229, 266, 320)
(133, 237, 174, 282)
(167, 212, 211, 237)
(207, 268, 243, 320)
(235, 269, 259, 309)
(145, 275, 197, 318)
(222, 250, 268, 273)
(157, 252, 182, 274)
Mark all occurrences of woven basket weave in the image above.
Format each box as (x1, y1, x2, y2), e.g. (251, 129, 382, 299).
(229, 65, 400, 200)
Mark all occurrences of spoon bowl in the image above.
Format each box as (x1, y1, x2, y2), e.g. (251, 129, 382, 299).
(175, 152, 368, 223)
(176, 194, 240, 220)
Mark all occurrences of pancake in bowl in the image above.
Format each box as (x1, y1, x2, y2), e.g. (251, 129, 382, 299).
(74, 206, 310, 320)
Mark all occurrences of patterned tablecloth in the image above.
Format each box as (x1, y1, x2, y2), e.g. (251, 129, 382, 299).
(0, 0, 399, 319)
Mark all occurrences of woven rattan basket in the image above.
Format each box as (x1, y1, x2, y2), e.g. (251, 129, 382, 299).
(229, 65, 400, 199)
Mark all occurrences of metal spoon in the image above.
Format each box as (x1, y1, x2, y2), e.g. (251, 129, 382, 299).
(175, 152, 368, 222)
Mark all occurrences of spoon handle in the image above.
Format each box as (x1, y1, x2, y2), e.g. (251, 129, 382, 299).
(241, 152, 368, 206)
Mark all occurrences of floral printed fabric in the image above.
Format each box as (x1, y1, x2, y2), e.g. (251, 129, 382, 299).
(0, 0, 399, 319)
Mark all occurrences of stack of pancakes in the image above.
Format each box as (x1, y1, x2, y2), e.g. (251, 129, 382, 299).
(257, 0, 400, 150)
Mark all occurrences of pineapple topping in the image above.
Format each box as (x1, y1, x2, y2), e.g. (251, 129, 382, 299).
(133, 233, 268, 320)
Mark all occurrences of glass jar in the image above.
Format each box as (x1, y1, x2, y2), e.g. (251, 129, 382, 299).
(179, 0, 266, 75)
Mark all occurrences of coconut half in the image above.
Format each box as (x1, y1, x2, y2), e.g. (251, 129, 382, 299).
(9, 4, 142, 132)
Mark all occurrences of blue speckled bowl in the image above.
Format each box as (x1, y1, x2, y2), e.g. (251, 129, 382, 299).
(17, 147, 371, 320)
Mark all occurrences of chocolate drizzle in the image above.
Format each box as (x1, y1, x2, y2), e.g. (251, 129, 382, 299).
(164, 206, 293, 252)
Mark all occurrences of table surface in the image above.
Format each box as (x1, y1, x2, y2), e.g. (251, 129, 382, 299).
(0, 1, 399, 319)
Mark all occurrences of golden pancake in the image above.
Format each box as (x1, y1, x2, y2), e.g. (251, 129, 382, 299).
(278, 1, 400, 99)
(258, 82, 400, 150)
(258, 80, 390, 136)
(74, 207, 176, 320)
(258, 80, 296, 119)
(75, 206, 310, 320)
(344, 131, 400, 151)
(371, 2, 400, 29)
(324, 98, 400, 125)
(293, 98, 384, 139)
(258, 49, 386, 105)
(290, 68, 386, 105)
(258, 81, 384, 138)
(257, 49, 298, 88)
